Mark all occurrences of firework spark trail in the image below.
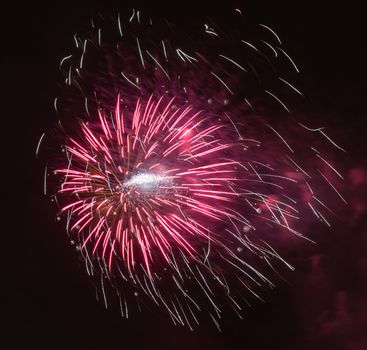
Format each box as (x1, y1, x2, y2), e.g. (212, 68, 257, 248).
(42, 9, 345, 328)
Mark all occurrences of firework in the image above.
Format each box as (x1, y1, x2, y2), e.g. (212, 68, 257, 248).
(39, 9, 345, 329)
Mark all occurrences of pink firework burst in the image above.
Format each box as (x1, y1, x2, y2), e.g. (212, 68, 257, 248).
(57, 95, 261, 274)
(39, 9, 346, 329)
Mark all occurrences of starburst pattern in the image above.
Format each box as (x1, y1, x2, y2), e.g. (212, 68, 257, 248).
(40, 9, 345, 329)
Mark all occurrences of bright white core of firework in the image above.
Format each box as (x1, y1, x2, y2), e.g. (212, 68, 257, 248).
(123, 173, 167, 191)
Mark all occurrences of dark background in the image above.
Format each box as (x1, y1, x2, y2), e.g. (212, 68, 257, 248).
(3, 0, 367, 349)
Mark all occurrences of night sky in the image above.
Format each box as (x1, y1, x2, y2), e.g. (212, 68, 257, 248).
(3, 0, 367, 349)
